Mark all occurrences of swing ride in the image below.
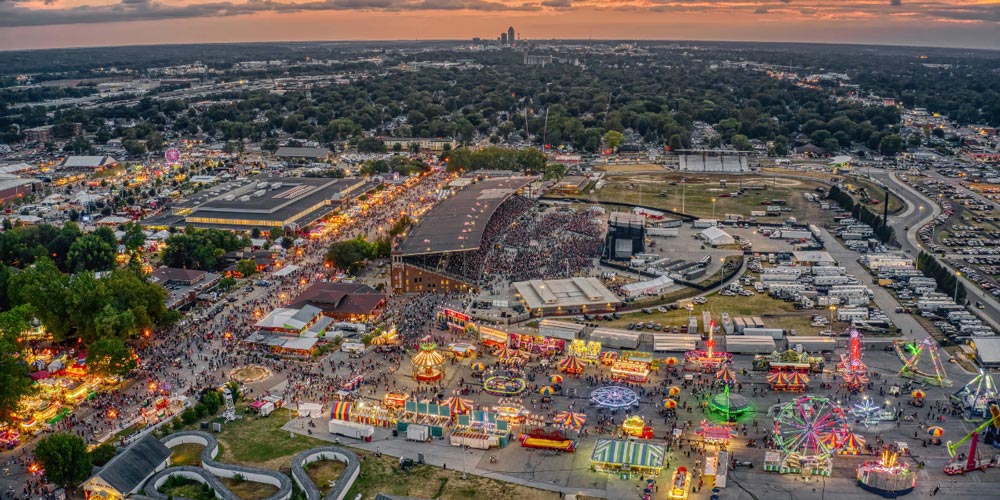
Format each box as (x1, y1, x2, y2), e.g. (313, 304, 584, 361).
(893, 338, 952, 387)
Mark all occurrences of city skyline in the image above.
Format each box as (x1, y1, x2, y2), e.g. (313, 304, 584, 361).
(0, 1, 998, 51)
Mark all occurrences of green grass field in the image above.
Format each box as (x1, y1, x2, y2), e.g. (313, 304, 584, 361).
(588, 172, 827, 220)
(306, 460, 347, 497)
(214, 407, 328, 470)
(605, 292, 836, 336)
(219, 476, 279, 500)
(170, 443, 204, 466)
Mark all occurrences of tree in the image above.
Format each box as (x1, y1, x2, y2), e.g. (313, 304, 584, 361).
(516, 148, 547, 174)
(280, 236, 294, 250)
(879, 134, 905, 156)
(356, 137, 386, 153)
(87, 337, 136, 377)
(123, 139, 147, 156)
(89, 444, 117, 467)
(602, 130, 625, 151)
(67, 234, 116, 272)
(667, 134, 684, 152)
(0, 306, 35, 423)
(34, 433, 92, 487)
(236, 259, 257, 277)
(122, 222, 145, 251)
(730, 134, 751, 152)
(325, 237, 374, 272)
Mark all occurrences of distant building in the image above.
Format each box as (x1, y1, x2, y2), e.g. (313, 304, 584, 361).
(24, 126, 53, 143)
(274, 146, 330, 160)
(60, 155, 117, 171)
(500, 32, 508, 45)
(382, 137, 457, 152)
(0, 175, 40, 204)
(507, 26, 516, 46)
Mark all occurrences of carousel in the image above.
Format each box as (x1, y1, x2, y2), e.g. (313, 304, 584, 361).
(412, 343, 446, 382)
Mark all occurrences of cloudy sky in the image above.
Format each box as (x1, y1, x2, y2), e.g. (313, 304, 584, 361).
(0, 0, 997, 51)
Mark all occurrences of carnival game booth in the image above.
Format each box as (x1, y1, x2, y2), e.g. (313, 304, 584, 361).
(611, 359, 651, 383)
(352, 402, 397, 428)
(622, 415, 654, 439)
(370, 328, 400, 351)
(478, 326, 510, 349)
(510, 331, 566, 355)
(383, 392, 409, 410)
(397, 401, 450, 438)
(452, 410, 512, 449)
(590, 438, 667, 479)
(568, 340, 602, 363)
(0, 426, 19, 450)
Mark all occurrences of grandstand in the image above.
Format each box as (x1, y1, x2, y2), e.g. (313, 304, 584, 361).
(391, 176, 535, 293)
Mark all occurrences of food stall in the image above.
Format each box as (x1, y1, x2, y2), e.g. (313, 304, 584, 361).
(478, 326, 509, 349)
(509, 332, 565, 355)
(383, 393, 409, 410)
(353, 403, 396, 428)
(622, 415, 654, 439)
(611, 359, 651, 383)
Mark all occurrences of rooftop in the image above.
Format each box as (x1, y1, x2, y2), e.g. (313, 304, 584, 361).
(87, 434, 171, 495)
(287, 281, 385, 317)
(275, 146, 330, 159)
(513, 277, 621, 312)
(396, 176, 533, 256)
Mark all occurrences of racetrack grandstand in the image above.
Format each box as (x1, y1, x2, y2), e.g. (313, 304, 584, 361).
(391, 176, 535, 294)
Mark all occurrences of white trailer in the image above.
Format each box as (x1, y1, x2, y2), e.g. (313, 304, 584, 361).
(328, 420, 374, 440)
(406, 424, 430, 442)
(724, 336, 776, 353)
(743, 327, 785, 339)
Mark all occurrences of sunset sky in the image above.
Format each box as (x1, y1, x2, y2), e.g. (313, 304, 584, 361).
(0, 1, 997, 51)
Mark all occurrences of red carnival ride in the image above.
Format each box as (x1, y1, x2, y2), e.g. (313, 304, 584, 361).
(684, 320, 732, 372)
(837, 329, 870, 391)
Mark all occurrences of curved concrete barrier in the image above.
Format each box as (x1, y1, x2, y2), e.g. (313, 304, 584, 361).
(290, 447, 361, 500)
(145, 431, 293, 500)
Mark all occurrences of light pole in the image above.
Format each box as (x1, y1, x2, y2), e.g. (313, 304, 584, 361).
(829, 305, 837, 326)
(712, 198, 717, 220)
(719, 257, 725, 291)
(954, 271, 962, 304)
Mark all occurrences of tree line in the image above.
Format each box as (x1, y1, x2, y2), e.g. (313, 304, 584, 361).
(916, 251, 967, 305)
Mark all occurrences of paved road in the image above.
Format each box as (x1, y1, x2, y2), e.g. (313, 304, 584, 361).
(870, 170, 1000, 332)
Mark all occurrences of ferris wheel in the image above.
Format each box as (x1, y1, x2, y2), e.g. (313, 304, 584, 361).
(773, 395, 850, 462)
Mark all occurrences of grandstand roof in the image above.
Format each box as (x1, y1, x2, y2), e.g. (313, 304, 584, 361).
(396, 176, 534, 256)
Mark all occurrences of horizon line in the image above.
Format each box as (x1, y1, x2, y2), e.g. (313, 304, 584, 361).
(1, 37, 998, 54)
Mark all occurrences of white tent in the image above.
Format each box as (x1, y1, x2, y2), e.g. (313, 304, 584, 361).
(620, 275, 675, 297)
(701, 226, 735, 246)
(297, 402, 324, 418)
